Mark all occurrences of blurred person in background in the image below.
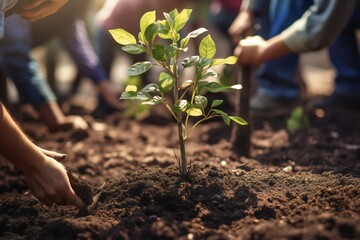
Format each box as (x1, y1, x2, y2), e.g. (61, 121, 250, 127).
(0, 14, 88, 131)
(0, 0, 84, 209)
(209, 0, 242, 37)
(29, 0, 123, 117)
(231, 0, 360, 117)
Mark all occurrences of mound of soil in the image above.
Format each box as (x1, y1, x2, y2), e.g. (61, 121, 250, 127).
(0, 105, 359, 240)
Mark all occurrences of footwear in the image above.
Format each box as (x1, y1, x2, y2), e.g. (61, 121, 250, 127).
(250, 93, 299, 118)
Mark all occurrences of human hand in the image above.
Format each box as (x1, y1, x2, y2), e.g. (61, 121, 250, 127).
(53, 115, 89, 132)
(97, 81, 123, 111)
(18, 0, 69, 21)
(228, 10, 254, 44)
(234, 35, 267, 67)
(23, 150, 84, 208)
(37, 146, 67, 161)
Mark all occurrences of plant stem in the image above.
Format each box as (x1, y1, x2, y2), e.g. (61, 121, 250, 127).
(177, 121, 187, 177)
(172, 51, 187, 177)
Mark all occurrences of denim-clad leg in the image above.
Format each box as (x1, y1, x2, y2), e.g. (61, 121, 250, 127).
(255, 0, 313, 99)
(0, 15, 56, 108)
(94, 25, 117, 77)
(328, 6, 360, 97)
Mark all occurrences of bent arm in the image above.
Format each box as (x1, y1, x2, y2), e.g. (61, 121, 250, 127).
(18, 0, 69, 21)
(281, 0, 357, 52)
(0, 102, 83, 207)
(0, 102, 44, 170)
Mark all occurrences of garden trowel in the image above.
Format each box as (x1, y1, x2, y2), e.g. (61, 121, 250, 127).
(67, 171, 106, 216)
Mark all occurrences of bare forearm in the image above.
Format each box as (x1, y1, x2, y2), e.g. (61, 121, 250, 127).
(261, 34, 292, 62)
(0, 103, 44, 171)
(235, 34, 293, 66)
(0, 103, 83, 207)
(18, 0, 69, 21)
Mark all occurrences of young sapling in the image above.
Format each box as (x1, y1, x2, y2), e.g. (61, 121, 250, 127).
(109, 9, 247, 177)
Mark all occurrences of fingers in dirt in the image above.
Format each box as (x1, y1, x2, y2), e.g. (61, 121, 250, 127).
(38, 147, 67, 161)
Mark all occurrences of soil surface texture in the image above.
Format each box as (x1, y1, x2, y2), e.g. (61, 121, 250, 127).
(1, 103, 360, 240)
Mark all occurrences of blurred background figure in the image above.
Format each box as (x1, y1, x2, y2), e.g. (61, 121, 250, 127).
(209, 0, 242, 38)
(0, 14, 88, 131)
(0, 0, 85, 210)
(232, 0, 360, 117)
(29, 0, 123, 118)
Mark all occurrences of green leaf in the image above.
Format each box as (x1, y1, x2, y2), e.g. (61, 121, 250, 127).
(158, 20, 171, 39)
(197, 81, 222, 93)
(229, 116, 248, 125)
(194, 96, 208, 109)
(128, 61, 152, 76)
(141, 83, 160, 93)
(169, 9, 179, 20)
(144, 22, 159, 42)
(109, 28, 137, 45)
(174, 9, 192, 31)
(138, 32, 145, 44)
(287, 106, 309, 131)
(213, 109, 230, 125)
(173, 100, 188, 112)
(199, 35, 216, 59)
(180, 80, 193, 89)
(197, 81, 242, 93)
(201, 69, 219, 80)
(211, 56, 238, 67)
(165, 45, 177, 59)
(159, 72, 175, 93)
(120, 91, 151, 101)
(187, 108, 203, 116)
(180, 37, 190, 49)
(197, 58, 212, 68)
(122, 44, 146, 54)
(171, 30, 181, 42)
(152, 44, 167, 62)
(186, 27, 207, 39)
(211, 99, 223, 108)
(182, 56, 200, 68)
(140, 11, 156, 34)
(180, 28, 208, 49)
(164, 12, 174, 28)
(142, 96, 162, 105)
(125, 85, 137, 92)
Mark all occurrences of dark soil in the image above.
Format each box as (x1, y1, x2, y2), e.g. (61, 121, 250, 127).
(1, 104, 360, 240)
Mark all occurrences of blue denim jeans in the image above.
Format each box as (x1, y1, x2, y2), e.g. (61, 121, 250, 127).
(256, 0, 360, 99)
(329, 7, 360, 96)
(0, 15, 56, 108)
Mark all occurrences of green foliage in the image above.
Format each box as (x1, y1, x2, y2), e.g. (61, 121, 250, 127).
(287, 106, 309, 132)
(109, 8, 247, 176)
(122, 76, 151, 120)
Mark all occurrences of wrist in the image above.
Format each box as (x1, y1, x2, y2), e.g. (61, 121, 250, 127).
(15, 147, 47, 173)
(261, 35, 292, 63)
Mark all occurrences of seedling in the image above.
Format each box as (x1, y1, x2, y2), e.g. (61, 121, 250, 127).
(109, 9, 247, 177)
(287, 106, 309, 132)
